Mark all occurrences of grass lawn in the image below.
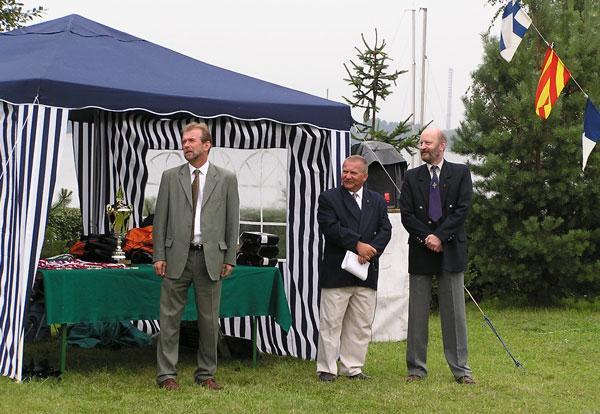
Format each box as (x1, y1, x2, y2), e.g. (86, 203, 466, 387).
(1, 303, 598, 413)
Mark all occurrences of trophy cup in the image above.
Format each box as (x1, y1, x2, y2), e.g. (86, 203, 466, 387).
(106, 187, 132, 264)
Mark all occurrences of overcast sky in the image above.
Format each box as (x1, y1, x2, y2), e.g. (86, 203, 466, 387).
(22, 0, 502, 129)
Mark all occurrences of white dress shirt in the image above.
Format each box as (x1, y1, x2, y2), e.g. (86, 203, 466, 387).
(348, 186, 364, 210)
(427, 159, 444, 178)
(189, 161, 209, 245)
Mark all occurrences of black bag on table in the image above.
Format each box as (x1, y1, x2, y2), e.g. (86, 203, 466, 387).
(236, 252, 278, 267)
(82, 234, 117, 262)
(239, 231, 279, 246)
(238, 241, 279, 258)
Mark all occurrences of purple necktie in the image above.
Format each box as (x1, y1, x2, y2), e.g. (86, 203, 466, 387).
(428, 166, 442, 222)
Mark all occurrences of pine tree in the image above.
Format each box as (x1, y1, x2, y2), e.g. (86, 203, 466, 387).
(343, 29, 421, 154)
(453, 0, 600, 304)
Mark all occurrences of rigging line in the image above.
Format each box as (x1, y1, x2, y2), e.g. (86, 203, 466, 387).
(556, 50, 589, 98)
(389, 9, 407, 50)
(355, 137, 404, 195)
(426, 57, 447, 126)
(529, 19, 588, 97)
(529, 20, 549, 47)
(0, 95, 40, 183)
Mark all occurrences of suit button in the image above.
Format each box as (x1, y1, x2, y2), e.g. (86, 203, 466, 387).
(449, 204, 454, 208)
(419, 206, 423, 209)
(428, 220, 432, 224)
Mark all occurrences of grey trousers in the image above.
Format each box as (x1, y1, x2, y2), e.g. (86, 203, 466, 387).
(156, 248, 221, 383)
(406, 271, 471, 379)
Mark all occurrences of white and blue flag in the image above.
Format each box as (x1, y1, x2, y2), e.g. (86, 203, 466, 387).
(582, 98, 600, 171)
(499, 0, 532, 62)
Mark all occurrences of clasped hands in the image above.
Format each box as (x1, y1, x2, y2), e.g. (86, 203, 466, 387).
(356, 241, 377, 265)
(425, 234, 443, 253)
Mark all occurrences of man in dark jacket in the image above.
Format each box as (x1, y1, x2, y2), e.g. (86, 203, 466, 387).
(316, 155, 392, 382)
(399, 127, 475, 384)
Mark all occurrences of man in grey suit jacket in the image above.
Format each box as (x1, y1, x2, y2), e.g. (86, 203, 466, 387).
(399, 127, 475, 384)
(153, 122, 239, 391)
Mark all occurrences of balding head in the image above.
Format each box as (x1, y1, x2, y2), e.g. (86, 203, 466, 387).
(419, 127, 446, 164)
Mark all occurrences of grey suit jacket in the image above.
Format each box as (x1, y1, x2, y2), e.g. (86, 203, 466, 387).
(153, 162, 240, 281)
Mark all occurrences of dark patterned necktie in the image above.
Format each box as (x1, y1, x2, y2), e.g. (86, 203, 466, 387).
(428, 166, 442, 222)
(191, 169, 200, 241)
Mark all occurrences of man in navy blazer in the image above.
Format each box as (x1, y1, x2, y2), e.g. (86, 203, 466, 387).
(316, 155, 392, 382)
(399, 127, 475, 384)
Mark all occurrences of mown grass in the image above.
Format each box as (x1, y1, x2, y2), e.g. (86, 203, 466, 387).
(1, 303, 599, 413)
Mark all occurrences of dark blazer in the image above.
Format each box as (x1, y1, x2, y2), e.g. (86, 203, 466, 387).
(399, 160, 472, 275)
(317, 186, 392, 290)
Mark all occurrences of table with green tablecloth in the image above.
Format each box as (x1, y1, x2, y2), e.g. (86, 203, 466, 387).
(40, 264, 292, 371)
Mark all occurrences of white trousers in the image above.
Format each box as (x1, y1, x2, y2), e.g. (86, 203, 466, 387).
(316, 286, 376, 376)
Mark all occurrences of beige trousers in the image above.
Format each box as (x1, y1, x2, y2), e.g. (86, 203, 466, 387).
(316, 286, 377, 376)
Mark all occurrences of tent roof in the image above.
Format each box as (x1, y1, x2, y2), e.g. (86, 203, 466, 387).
(0, 14, 352, 130)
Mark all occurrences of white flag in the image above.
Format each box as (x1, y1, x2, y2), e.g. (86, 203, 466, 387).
(499, 0, 532, 62)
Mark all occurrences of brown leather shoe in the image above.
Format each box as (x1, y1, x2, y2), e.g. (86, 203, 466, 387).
(406, 374, 423, 383)
(456, 375, 476, 385)
(158, 378, 180, 390)
(199, 378, 223, 390)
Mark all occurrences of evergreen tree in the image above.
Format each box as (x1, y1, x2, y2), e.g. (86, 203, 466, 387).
(454, 0, 600, 304)
(344, 29, 421, 154)
(0, 1, 44, 32)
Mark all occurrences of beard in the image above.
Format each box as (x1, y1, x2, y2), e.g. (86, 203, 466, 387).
(421, 148, 440, 163)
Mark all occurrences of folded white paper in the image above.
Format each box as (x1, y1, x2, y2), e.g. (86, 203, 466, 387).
(341, 250, 369, 281)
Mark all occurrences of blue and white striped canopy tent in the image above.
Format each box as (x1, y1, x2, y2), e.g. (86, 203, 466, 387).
(0, 15, 353, 380)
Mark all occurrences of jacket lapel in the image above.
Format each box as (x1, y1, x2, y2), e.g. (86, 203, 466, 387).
(202, 163, 219, 208)
(417, 164, 430, 207)
(178, 164, 193, 208)
(439, 160, 452, 206)
(340, 187, 361, 222)
(358, 189, 374, 233)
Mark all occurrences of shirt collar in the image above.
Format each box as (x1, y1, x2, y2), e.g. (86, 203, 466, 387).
(427, 159, 444, 173)
(348, 186, 364, 199)
(189, 161, 210, 176)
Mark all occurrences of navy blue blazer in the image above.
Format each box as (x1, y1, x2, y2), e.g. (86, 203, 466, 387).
(399, 160, 473, 275)
(317, 186, 392, 290)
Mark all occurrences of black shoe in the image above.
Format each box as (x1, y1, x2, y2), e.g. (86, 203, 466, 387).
(348, 372, 371, 380)
(318, 372, 336, 382)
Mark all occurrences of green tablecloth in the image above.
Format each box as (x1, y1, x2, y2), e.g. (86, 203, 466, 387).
(41, 264, 291, 333)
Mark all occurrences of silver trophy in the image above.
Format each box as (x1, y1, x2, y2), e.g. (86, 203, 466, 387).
(106, 187, 132, 263)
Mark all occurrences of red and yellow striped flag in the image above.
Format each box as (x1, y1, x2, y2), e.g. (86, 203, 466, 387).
(534, 47, 571, 119)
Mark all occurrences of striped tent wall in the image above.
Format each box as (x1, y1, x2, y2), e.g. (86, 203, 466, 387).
(0, 102, 68, 381)
(72, 112, 350, 360)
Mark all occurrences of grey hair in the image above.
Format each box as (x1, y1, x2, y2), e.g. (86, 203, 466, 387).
(343, 155, 368, 173)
